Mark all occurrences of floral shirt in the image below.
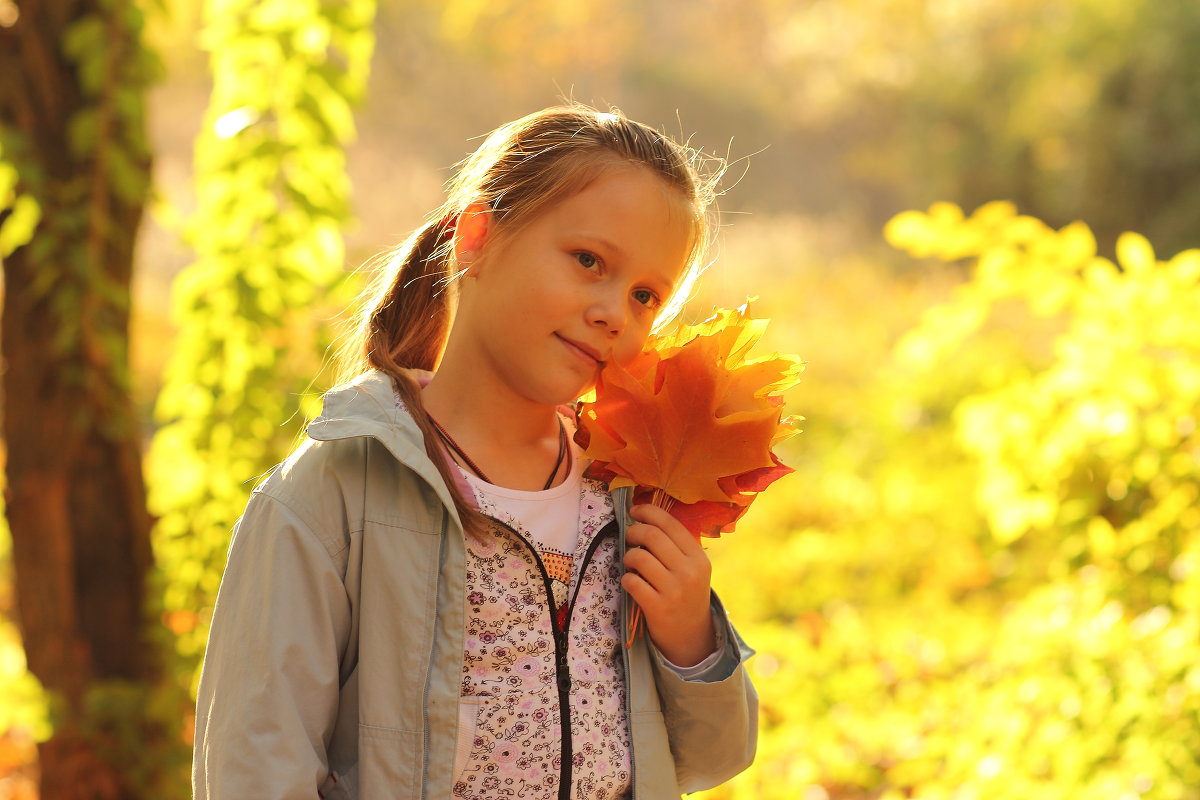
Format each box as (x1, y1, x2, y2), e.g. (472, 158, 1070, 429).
(453, 468, 631, 800)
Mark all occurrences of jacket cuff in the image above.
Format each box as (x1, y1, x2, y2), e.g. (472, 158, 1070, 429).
(651, 593, 750, 683)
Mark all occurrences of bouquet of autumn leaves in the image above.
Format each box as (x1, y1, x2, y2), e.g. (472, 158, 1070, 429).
(574, 303, 803, 641)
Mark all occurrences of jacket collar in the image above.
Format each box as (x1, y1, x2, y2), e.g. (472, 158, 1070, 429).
(305, 369, 463, 521)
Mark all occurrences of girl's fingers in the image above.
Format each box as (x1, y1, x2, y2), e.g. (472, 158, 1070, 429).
(624, 521, 712, 606)
(625, 521, 682, 568)
(621, 570, 658, 609)
(621, 566, 692, 616)
(629, 504, 701, 552)
(623, 538, 672, 588)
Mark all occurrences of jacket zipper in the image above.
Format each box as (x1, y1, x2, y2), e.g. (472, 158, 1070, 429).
(614, 485, 637, 800)
(491, 516, 617, 800)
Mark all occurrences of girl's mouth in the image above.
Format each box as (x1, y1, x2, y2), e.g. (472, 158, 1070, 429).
(556, 334, 605, 368)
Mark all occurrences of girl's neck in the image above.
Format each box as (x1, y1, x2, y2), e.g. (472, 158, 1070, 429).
(421, 370, 560, 444)
(420, 366, 566, 491)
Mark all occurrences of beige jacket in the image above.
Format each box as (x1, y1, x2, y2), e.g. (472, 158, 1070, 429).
(192, 370, 757, 799)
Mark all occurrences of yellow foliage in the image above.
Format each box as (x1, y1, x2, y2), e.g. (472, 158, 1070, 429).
(694, 205, 1200, 798)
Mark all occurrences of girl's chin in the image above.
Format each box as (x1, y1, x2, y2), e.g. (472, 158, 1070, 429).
(526, 380, 593, 409)
(553, 371, 597, 405)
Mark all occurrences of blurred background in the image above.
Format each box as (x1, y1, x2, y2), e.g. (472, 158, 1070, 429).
(2, 0, 1199, 797)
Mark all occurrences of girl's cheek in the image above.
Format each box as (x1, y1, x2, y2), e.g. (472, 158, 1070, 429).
(610, 340, 646, 369)
(617, 320, 657, 363)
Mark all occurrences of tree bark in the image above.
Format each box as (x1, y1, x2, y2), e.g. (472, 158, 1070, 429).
(1, 1, 156, 798)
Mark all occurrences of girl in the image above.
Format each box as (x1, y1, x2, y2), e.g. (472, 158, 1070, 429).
(193, 105, 757, 800)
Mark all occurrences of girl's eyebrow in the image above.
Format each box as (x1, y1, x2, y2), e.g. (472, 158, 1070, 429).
(574, 233, 628, 260)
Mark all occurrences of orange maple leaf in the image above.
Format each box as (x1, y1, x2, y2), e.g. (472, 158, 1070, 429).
(577, 303, 803, 516)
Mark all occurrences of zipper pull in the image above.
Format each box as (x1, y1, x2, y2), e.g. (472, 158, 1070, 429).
(556, 637, 571, 692)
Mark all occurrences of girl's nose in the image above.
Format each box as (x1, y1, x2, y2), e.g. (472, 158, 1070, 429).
(586, 295, 626, 336)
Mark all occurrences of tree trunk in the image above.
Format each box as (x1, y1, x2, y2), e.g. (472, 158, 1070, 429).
(0, 1, 156, 798)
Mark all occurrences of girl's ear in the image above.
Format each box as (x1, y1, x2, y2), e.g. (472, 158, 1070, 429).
(454, 202, 492, 268)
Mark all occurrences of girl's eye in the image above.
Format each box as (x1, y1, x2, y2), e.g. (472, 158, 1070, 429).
(576, 252, 598, 269)
(633, 288, 660, 308)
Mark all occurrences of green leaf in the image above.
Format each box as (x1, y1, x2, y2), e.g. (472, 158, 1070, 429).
(108, 142, 151, 206)
(67, 108, 101, 158)
(62, 14, 105, 62)
(0, 194, 42, 256)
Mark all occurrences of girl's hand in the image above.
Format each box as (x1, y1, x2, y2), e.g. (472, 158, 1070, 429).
(622, 504, 717, 668)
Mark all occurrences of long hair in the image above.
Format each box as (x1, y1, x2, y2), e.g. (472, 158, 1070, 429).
(338, 104, 723, 535)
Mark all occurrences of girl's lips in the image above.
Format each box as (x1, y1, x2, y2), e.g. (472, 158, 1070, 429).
(556, 334, 605, 367)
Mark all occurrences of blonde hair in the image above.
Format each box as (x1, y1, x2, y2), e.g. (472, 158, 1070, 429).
(339, 104, 723, 534)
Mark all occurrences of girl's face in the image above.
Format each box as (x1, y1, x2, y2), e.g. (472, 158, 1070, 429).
(451, 166, 696, 407)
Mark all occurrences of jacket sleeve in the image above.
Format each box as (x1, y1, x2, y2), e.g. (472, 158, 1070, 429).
(193, 486, 352, 800)
(649, 592, 758, 793)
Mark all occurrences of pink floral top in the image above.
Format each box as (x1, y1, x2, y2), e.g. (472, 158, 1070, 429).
(453, 467, 631, 800)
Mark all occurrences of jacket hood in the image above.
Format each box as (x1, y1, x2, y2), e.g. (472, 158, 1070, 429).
(304, 369, 461, 518)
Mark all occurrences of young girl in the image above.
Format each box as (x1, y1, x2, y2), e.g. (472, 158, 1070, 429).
(192, 105, 757, 800)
